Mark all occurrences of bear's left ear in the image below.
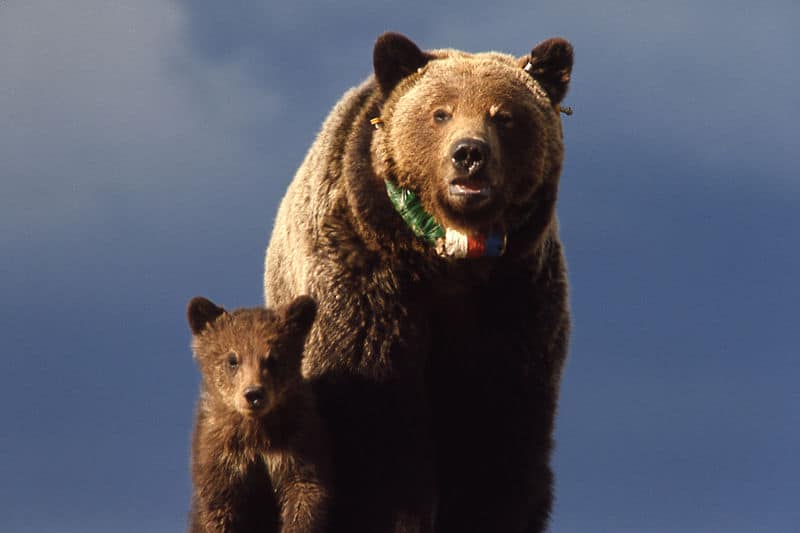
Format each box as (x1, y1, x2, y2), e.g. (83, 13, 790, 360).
(373, 32, 431, 95)
(187, 296, 226, 335)
(282, 295, 317, 338)
(520, 37, 574, 105)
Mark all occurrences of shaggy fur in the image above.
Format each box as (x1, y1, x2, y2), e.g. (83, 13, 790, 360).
(187, 296, 330, 533)
(264, 32, 572, 532)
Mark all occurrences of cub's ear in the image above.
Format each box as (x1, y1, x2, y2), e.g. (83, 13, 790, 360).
(520, 37, 573, 105)
(282, 295, 317, 337)
(187, 297, 225, 335)
(373, 32, 430, 95)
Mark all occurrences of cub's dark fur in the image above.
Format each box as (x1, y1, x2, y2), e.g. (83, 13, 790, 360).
(187, 296, 330, 533)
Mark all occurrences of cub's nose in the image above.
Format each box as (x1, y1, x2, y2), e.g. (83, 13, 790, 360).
(451, 138, 489, 175)
(243, 386, 265, 408)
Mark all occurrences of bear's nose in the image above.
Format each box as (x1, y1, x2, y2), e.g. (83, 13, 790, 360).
(451, 138, 489, 175)
(243, 386, 265, 408)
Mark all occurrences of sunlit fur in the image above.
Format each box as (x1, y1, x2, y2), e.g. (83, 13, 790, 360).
(375, 51, 564, 235)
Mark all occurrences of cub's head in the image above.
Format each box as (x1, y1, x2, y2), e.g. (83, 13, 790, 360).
(187, 296, 317, 417)
(371, 33, 573, 251)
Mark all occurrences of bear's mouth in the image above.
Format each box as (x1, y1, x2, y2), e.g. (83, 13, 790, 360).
(448, 177, 493, 204)
(437, 173, 502, 228)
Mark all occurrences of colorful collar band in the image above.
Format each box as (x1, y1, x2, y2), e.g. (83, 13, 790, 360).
(385, 180, 506, 259)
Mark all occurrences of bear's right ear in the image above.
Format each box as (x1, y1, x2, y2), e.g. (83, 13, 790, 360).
(187, 297, 225, 335)
(520, 37, 574, 105)
(373, 32, 430, 95)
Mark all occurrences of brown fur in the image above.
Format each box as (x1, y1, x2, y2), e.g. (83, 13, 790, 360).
(187, 296, 330, 533)
(264, 33, 572, 532)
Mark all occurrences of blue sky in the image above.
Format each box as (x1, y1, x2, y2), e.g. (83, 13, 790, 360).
(1, 1, 798, 531)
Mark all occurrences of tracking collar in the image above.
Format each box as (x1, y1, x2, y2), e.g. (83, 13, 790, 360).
(384, 180, 506, 259)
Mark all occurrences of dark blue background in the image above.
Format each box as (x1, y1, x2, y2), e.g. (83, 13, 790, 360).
(2, 1, 797, 531)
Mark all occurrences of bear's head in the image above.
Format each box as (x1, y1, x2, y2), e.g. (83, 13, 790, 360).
(370, 33, 573, 257)
(187, 296, 317, 418)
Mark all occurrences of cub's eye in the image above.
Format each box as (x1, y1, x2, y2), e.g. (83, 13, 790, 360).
(226, 353, 239, 369)
(433, 109, 452, 123)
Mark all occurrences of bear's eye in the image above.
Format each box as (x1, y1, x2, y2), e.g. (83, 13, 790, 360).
(226, 353, 239, 369)
(492, 111, 514, 128)
(433, 109, 452, 123)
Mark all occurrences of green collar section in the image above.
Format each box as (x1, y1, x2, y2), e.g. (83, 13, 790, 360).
(384, 180, 444, 245)
(384, 180, 508, 258)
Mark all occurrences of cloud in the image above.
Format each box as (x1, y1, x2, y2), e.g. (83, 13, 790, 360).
(0, 0, 279, 240)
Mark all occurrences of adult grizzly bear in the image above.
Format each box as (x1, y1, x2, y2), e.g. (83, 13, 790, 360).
(264, 32, 572, 532)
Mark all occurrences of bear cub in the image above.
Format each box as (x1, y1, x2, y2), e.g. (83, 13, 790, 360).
(187, 295, 330, 533)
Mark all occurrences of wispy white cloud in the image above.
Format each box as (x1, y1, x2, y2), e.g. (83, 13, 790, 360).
(0, 0, 279, 238)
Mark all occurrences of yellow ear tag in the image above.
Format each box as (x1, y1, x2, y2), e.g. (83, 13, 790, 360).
(370, 117, 384, 129)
